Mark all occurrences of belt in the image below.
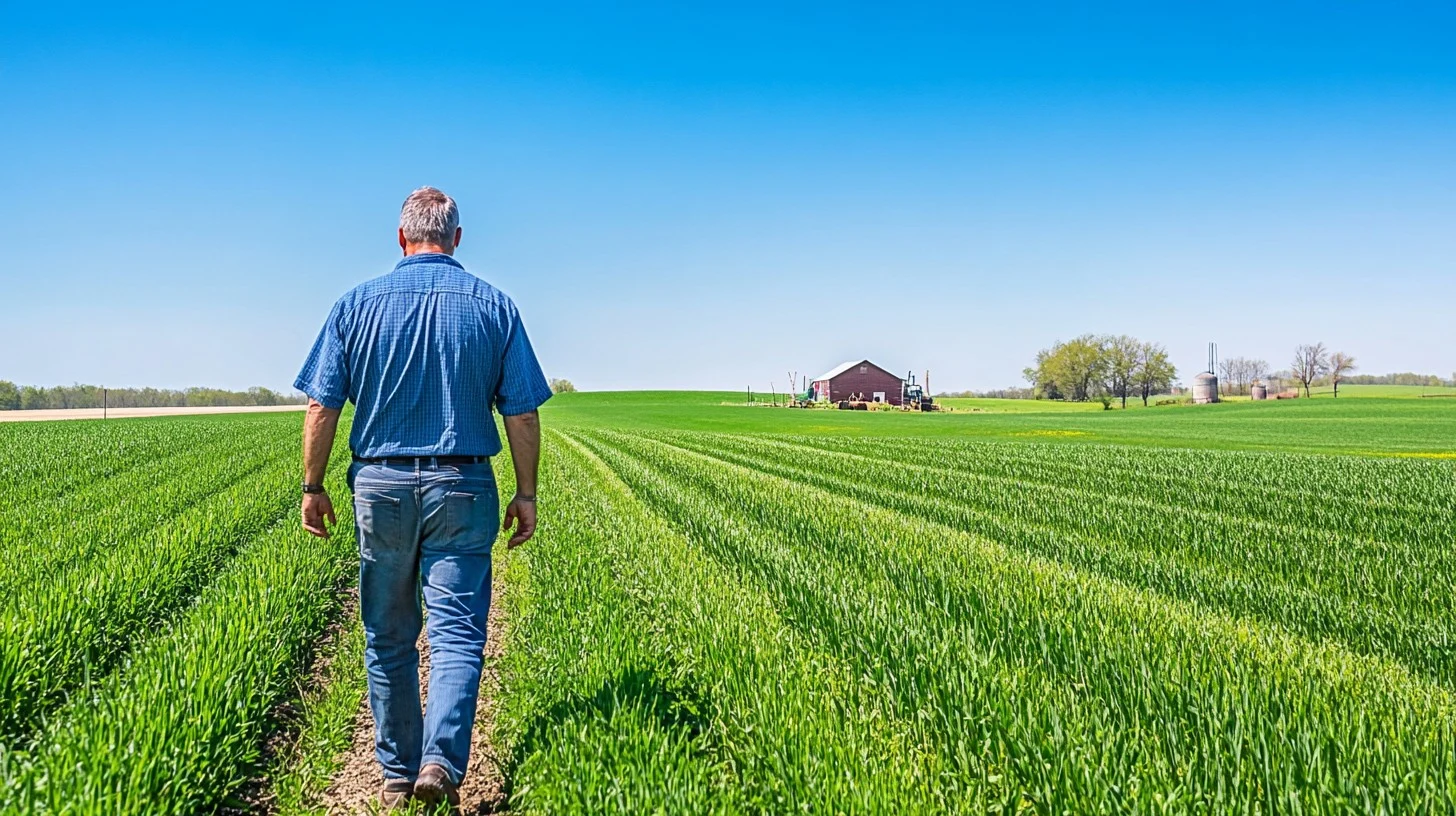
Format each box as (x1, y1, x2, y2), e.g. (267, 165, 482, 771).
(352, 454, 489, 466)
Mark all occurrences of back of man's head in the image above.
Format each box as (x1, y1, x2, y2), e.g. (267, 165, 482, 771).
(399, 187, 460, 251)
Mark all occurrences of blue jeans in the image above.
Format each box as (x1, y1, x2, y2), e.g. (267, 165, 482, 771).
(348, 459, 498, 785)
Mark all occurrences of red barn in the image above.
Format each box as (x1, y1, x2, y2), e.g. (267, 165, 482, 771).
(811, 360, 905, 405)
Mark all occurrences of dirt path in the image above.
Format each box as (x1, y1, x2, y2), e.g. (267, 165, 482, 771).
(323, 570, 508, 814)
(0, 404, 306, 422)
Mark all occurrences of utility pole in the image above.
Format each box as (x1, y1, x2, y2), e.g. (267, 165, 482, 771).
(103, 387, 107, 420)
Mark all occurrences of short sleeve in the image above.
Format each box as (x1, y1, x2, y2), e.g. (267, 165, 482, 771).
(495, 308, 553, 416)
(294, 298, 351, 409)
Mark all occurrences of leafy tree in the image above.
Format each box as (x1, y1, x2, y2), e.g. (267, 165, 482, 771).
(1024, 335, 1109, 402)
(549, 378, 577, 394)
(20, 386, 49, 410)
(0, 381, 19, 411)
(246, 386, 285, 405)
(1023, 348, 1063, 400)
(1134, 342, 1177, 407)
(1104, 335, 1141, 409)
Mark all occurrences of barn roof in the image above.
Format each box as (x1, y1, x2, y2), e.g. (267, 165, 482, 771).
(812, 361, 861, 382)
(813, 359, 900, 382)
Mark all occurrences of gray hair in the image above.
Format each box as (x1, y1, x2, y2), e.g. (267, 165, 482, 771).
(399, 186, 460, 246)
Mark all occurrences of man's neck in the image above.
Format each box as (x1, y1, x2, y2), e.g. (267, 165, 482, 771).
(403, 243, 454, 257)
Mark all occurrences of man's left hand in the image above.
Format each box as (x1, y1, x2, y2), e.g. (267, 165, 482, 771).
(302, 492, 337, 538)
(503, 495, 537, 548)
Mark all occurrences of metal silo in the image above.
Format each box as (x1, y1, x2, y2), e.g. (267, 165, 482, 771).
(1192, 371, 1220, 404)
(1191, 342, 1221, 404)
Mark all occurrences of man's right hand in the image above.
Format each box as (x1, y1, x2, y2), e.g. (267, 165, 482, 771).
(502, 495, 537, 548)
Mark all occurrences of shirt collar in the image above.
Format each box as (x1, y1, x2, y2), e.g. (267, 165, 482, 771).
(393, 253, 464, 271)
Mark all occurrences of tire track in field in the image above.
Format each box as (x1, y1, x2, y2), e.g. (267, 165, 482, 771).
(323, 566, 507, 814)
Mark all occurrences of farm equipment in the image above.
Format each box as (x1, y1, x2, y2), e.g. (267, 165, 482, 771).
(902, 374, 937, 411)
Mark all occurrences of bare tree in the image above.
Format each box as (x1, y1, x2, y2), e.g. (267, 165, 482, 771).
(1248, 358, 1270, 389)
(1217, 357, 1236, 396)
(1291, 342, 1329, 398)
(1328, 352, 1357, 398)
(1216, 357, 1269, 396)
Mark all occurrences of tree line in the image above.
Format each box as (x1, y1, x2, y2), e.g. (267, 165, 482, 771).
(973, 340, 1451, 403)
(1023, 335, 1177, 408)
(938, 387, 1038, 400)
(1341, 372, 1455, 387)
(0, 383, 305, 411)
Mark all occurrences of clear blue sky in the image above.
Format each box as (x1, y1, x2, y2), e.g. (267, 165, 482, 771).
(2, 1, 1453, 393)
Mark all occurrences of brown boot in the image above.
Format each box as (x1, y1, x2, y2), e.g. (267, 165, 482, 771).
(379, 777, 414, 810)
(413, 763, 461, 810)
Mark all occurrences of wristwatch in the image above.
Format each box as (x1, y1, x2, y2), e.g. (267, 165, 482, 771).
(302, 483, 327, 495)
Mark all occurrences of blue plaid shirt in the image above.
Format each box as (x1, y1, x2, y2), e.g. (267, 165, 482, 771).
(294, 253, 552, 458)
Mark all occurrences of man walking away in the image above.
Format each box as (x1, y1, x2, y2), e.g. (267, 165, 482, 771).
(294, 187, 552, 810)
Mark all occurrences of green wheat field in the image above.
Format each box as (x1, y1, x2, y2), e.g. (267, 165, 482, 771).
(1, 391, 1454, 813)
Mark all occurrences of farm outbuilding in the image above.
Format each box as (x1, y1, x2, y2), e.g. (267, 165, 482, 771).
(811, 360, 906, 406)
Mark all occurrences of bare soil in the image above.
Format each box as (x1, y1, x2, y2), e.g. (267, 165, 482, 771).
(228, 588, 361, 815)
(322, 571, 507, 814)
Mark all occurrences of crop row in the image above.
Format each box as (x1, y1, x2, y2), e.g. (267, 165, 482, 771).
(0, 416, 250, 511)
(795, 433, 1456, 537)
(659, 431, 1456, 683)
(0, 416, 300, 595)
(0, 412, 361, 812)
(0, 448, 305, 742)
(501, 429, 1456, 812)
(497, 431, 949, 812)
(0, 435, 356, 814)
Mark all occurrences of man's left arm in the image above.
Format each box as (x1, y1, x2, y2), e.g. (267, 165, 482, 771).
(501, 410, 540, 548)
(302, 399, 342, 538)
(494, 307, 554, 548)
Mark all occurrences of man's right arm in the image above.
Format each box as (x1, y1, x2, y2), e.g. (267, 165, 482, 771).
(295, 297, 351, 539)
(501, 410, 541, 548)
(301, 399, 342, 538)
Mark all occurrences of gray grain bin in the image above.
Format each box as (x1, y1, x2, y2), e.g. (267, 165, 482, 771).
(1192, 371, 1220, 404)
(1251, 383, 1268, 401)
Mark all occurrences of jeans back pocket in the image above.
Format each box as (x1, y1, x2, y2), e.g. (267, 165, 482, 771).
(442, 488, 497, 553)
(355, 493, 406, 559)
